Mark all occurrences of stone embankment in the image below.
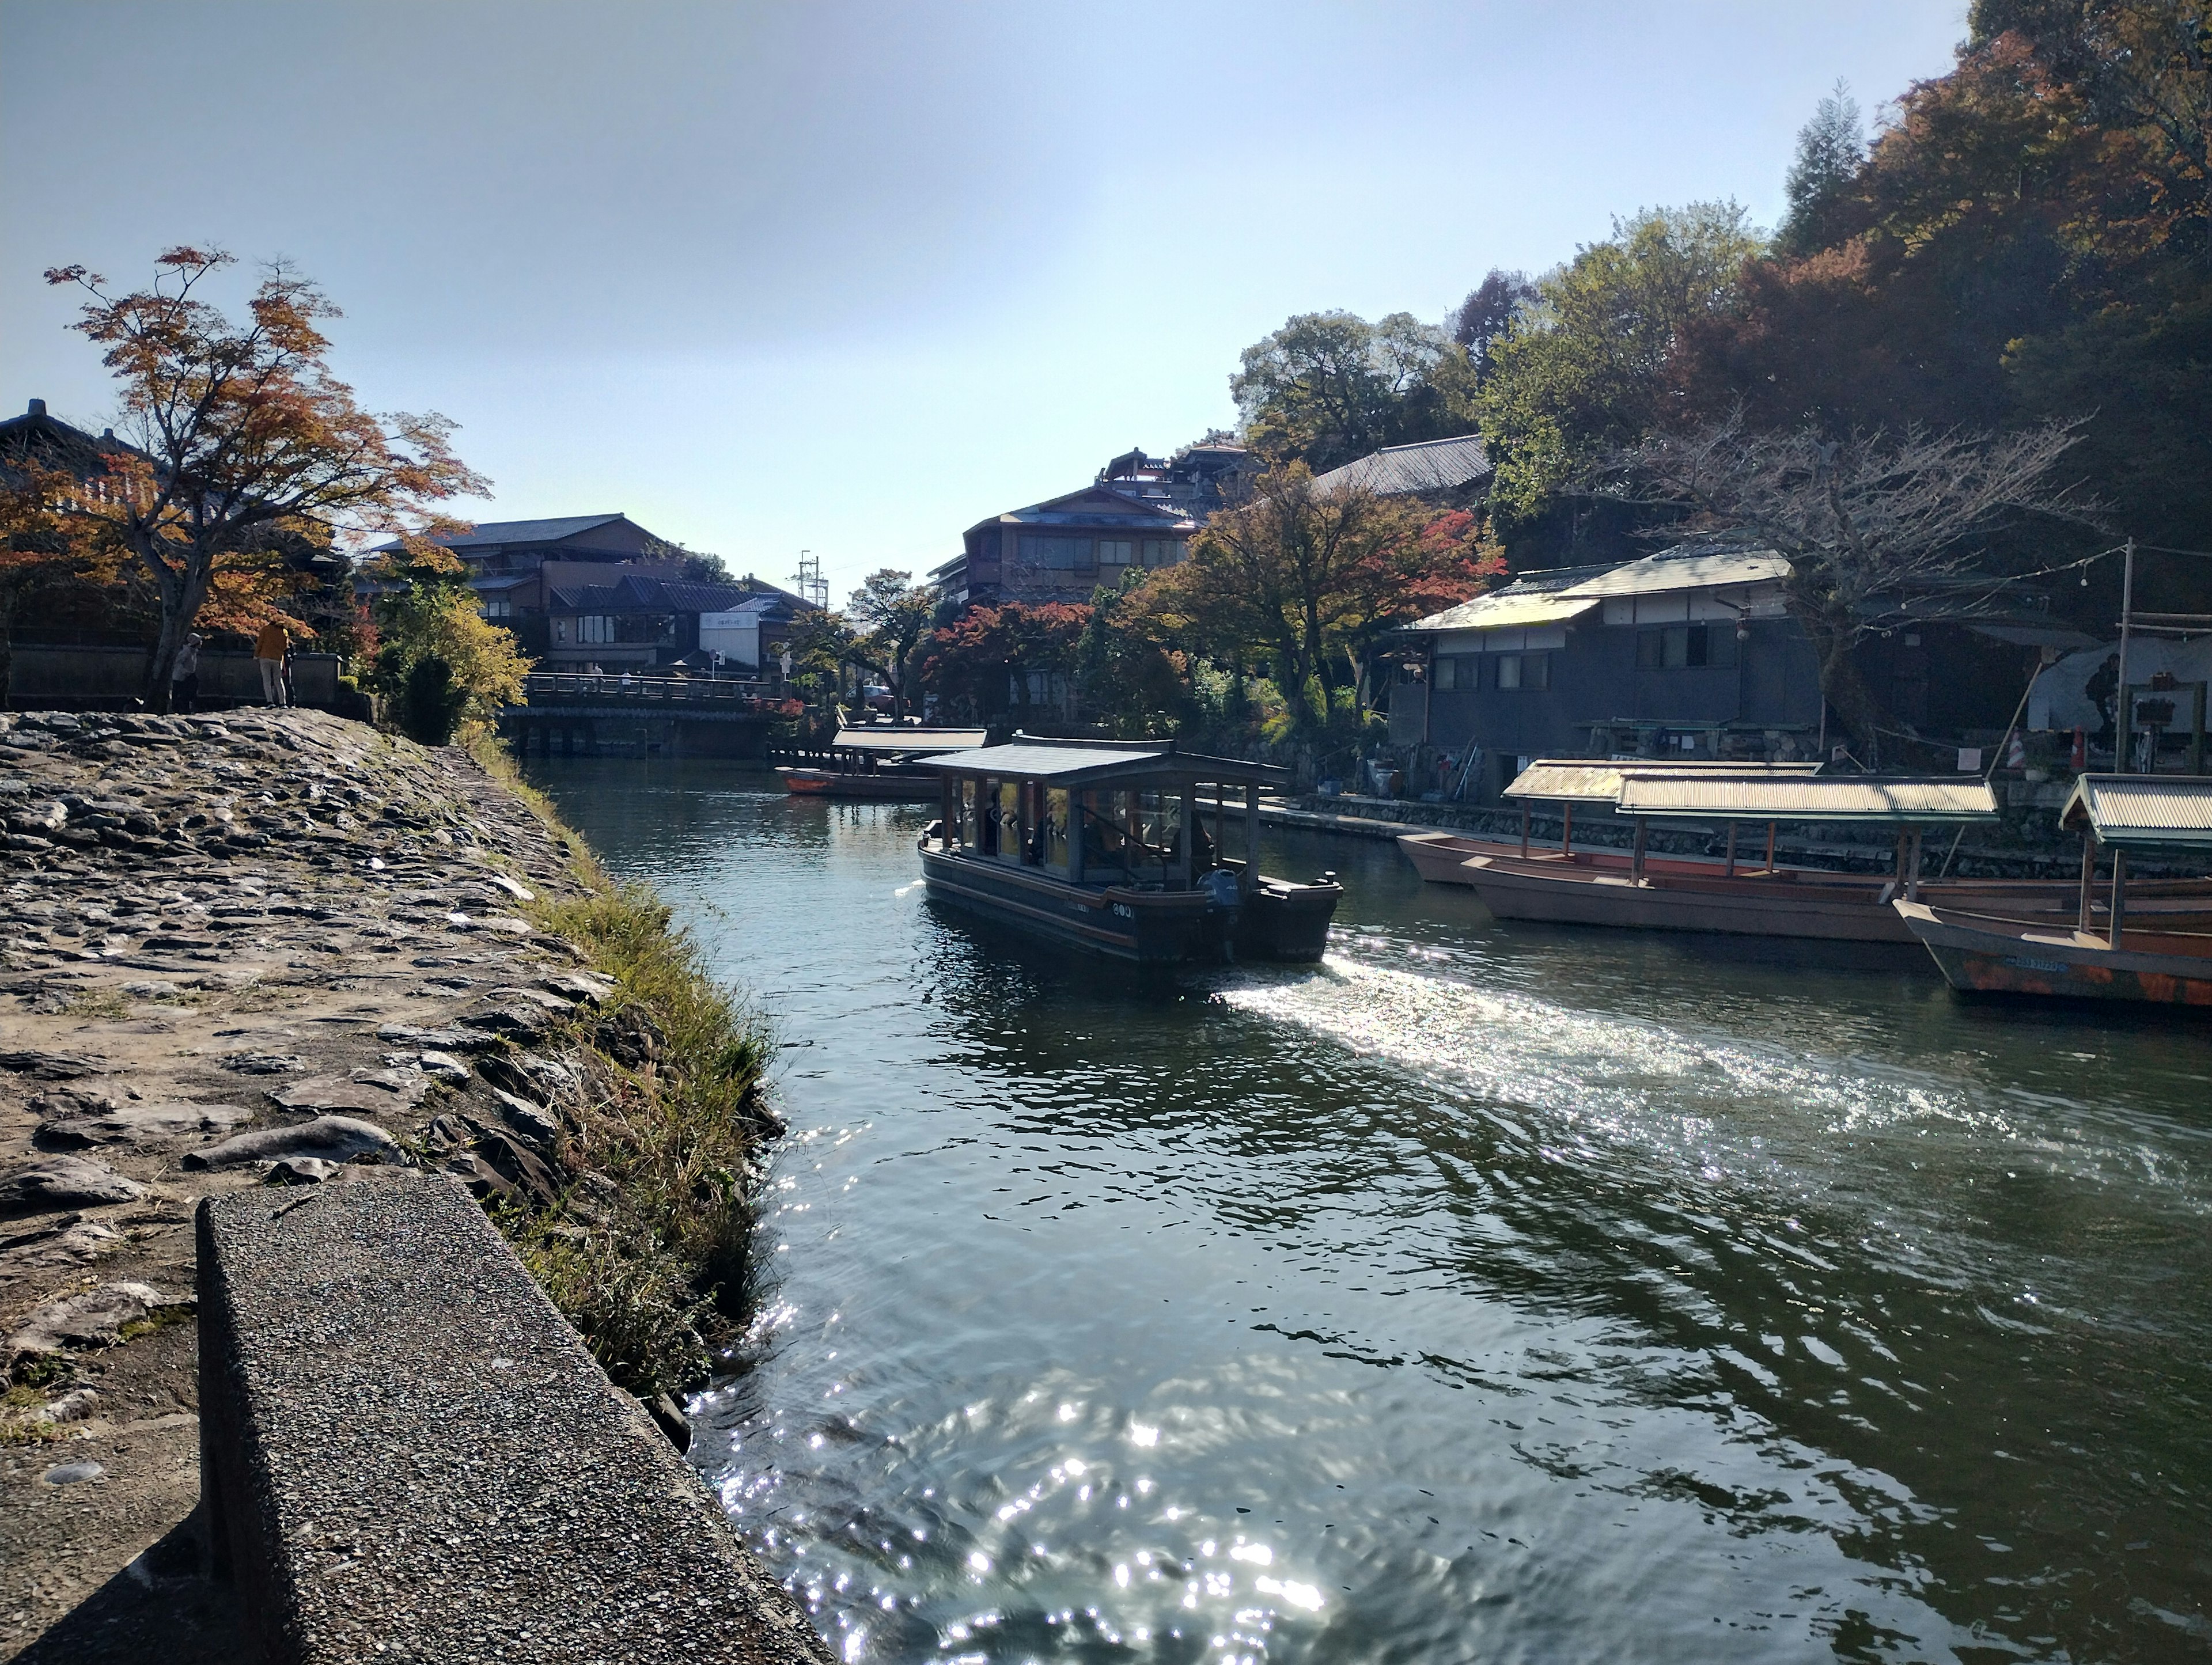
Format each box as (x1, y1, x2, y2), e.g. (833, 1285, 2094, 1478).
(0, 708, 816, 1662)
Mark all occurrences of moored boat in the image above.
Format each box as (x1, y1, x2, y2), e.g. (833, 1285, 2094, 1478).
(914, 736, 1342, 964)
(1452, 772, 2004, 942)
(775, 725, 989, 799)
(1892, 902, 2212, 1004)
(1897, 773, 2212, 1006)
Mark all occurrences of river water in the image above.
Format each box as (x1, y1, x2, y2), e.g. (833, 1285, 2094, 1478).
(524, 758, 2212, 1664)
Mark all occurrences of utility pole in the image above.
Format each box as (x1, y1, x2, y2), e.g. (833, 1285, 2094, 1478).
(2115, 537, 2136, 774)
(791, 550, 828, 610)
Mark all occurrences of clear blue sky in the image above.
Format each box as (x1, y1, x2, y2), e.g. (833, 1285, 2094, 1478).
(1, 2, 1965, 601)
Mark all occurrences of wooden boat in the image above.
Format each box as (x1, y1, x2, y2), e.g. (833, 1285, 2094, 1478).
(1893, 902, 2212, 1005)
(1897, 773, 2212, 1006)
(775, 726, 988, 799)
(1399, 761, 1824, 889)
(1447, 772, 2006, 943)
(914, 736, 1342, 964)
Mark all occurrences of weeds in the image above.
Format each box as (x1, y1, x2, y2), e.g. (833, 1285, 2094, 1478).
(61, 988, 131, 1019)
(461, 726, 778, 1398)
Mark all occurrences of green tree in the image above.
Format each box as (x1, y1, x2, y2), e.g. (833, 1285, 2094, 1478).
(1476, 203, 1765, 529)
(844, 568, 937, 720)
(1777, 82, 1865, 257)
(370, 552, 534, 740)
(1231, 310, 1477, 470)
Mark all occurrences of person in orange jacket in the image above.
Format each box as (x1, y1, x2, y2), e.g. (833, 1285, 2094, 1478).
(254, 619, 290, 707)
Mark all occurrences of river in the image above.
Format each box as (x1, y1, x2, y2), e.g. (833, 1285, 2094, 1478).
(524, 758, 2212, 1664)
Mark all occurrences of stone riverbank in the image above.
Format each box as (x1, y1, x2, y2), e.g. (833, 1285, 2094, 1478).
(0, 707, 797, 1661)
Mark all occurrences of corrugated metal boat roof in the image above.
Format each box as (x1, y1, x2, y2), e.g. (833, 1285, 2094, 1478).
(2061, 774, 2212, 850)
(1615, 775, 1999, 824)
(1503, 759, 1823, 804)
(831, 727, 989, 754)
(919, 738, 1285, 786)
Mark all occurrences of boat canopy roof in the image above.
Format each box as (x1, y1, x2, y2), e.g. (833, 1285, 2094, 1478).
(2061, 773, 2212, 851)
(1615, 774, 2000, 825)
(1503, 758, 1822, 805)
(830, 726, 989, 755)
(919, 734, 1287, 788)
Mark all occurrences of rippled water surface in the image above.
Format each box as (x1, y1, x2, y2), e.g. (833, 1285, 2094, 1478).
(525, 758, 2212, 1663)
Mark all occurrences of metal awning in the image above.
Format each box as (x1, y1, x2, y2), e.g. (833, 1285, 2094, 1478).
(1614, 775, 1999, 825)
(1503, 759, 1823, 805)
(830, 726, 989, 755)
(919, 735, 1286, 788)
(1406, 591, 1600, 634)
(2060, 774, 2212, 850)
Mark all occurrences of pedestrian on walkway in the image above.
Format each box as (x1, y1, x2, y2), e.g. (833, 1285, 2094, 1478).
(171, 631, 202, 714)
(255, 618, 290, 706)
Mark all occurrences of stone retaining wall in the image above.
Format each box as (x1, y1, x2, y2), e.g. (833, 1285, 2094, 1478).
(197, 1171, 828, 1663)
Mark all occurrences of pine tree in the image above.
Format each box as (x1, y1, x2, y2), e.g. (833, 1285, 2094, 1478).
(1777, 81, 1865, 257)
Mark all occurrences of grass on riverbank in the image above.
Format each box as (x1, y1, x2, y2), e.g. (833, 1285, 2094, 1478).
(463, 727, 778, 1397)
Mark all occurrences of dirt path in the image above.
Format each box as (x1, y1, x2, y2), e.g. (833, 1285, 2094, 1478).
(0, 707, 606, 1660)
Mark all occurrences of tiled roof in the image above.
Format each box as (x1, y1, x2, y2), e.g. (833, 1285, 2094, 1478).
(369, 514, 632, 552)
(1310, 434, 1491, 498)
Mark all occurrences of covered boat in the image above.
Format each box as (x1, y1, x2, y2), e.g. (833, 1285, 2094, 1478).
(1896, 773, 2212, 1005)
(1397, 759, 1823, 885)
(777, 726, 990, 799)
(1451, 772, 2006, 943)
(915, 736, 1342, 963)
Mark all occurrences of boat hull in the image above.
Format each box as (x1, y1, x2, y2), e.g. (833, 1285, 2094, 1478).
(918, 844, 1231, 963)
(1894, 902, 2212, 1006)
(1457, 855, 1919, 942)
(1238, 879, 1342, 962)
(779, 767, 941, 801)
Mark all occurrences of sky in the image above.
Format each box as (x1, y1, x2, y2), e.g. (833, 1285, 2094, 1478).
(1, 1, 1967, 600)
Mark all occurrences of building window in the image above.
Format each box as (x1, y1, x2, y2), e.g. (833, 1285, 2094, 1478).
(1097, 540, 1134, 567)
(577, 615, 616, 645)
(1637, 624, 1721, 669)
(1017, 535, 1093, 570)
(1141, 539, 1181, 568)
(1433, 653, 1481, 691)
(480, 598, 512, 620)
(1496, 653, 1548, 691)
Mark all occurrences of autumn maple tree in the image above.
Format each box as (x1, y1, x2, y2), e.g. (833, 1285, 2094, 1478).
(25, 248, 486, 711)
(1146, 467, 1499, 731)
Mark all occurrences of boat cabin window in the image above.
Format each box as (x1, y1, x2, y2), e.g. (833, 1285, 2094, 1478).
(959, 779, 979, 849)
(1044, 787, 1069, 869)
(995, 780, 1021, 860)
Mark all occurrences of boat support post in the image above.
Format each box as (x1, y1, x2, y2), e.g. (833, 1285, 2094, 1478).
(1560, 801, 1574, 860)
(1906, 826, 1924, 904)
(1723, 821, 1738, 878)
(1764, 820, 1777, 875)
(1520, 803, 1531, 859)
(2077, 831, 2096, 932)
(1244, 782, 1260, 897)
(2108, 848, 2130, 948)
(1631, 817, 1648, 883)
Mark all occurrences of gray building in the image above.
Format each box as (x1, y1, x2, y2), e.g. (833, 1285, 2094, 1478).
(1393, 545, 1824, 799)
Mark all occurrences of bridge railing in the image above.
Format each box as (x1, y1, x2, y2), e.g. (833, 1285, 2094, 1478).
(519, 672, 781, 705)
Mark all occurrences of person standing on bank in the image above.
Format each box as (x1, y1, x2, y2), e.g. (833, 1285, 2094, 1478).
(171, 631, 202, 714)
(254, 617, 290, 706)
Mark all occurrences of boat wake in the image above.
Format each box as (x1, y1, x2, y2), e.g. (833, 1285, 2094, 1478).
(1205, 940, 2210, 1254)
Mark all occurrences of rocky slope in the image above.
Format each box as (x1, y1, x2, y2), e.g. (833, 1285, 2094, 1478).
(0, 707, 665, 1660)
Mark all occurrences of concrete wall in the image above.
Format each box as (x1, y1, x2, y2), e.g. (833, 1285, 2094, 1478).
(6, 645, 342, 711)
(196, 1172, 829, 1663)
